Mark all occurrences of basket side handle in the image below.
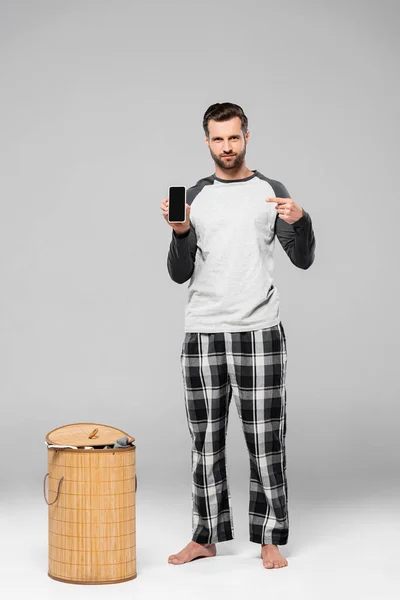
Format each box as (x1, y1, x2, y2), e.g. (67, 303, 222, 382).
(43, 472, 64, 505)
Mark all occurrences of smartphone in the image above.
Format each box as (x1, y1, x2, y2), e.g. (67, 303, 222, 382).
(168, 186, 186, 223)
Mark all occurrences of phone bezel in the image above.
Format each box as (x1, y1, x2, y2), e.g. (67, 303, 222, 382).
(168, 186, 187, 223)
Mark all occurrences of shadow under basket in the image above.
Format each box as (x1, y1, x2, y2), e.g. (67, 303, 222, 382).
(44, 422, 137, 585)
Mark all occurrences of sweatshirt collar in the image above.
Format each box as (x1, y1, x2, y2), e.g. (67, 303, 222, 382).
(213, 170, 258, 183)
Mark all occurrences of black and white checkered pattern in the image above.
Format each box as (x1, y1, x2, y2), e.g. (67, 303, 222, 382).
(180, 322, 289, 545)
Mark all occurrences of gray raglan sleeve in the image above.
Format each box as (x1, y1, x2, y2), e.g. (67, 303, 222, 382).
(272, 181, 316, 270)
(167, 222, 198, 284)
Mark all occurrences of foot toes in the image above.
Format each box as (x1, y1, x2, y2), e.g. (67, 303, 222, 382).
(262, 556, 288, 569)
(278, 560, 287, 568)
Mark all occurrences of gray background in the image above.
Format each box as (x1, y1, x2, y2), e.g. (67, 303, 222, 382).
(0, 0, 399, 597)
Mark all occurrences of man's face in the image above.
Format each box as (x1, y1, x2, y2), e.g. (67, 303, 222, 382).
(206, 116, 249, 171)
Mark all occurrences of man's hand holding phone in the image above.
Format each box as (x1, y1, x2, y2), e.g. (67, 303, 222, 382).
(160, 197, 191, 237)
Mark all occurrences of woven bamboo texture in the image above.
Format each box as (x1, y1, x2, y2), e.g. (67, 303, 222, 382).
(47, 446, 136, 584)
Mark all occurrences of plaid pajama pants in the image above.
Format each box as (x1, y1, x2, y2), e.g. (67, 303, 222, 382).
(180, 322, 289, 546)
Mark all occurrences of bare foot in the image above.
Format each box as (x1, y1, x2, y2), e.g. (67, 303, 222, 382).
(261, 544, 288, 569)
(168, 540, 216, 565)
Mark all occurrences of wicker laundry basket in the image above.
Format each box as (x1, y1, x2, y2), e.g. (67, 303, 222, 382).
(44, 423, 137, 585)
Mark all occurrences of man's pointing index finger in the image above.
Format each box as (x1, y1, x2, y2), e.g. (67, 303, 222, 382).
(266, 197, 287, 204)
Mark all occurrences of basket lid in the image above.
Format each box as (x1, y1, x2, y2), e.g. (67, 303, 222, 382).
(45, 422, 135, 446)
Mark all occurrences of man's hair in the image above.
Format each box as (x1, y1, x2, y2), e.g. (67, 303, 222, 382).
(203, 102, 248, 138)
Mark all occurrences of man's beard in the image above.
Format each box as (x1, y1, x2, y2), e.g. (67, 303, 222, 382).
(210, 144, 246, 171)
